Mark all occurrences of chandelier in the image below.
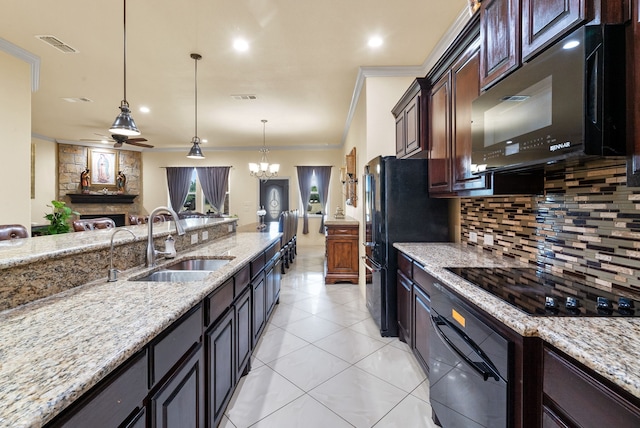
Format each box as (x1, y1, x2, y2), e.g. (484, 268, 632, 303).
(249, 119, 279, 180)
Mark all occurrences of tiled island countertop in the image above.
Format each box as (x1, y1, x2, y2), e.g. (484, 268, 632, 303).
(395, 242, 640, 400)
(0, 228, 281, 428)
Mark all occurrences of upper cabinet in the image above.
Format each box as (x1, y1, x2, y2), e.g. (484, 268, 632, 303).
(393, 79, 428, 159)
(480, 0, 587, 89)
(480, 0, 520, 89)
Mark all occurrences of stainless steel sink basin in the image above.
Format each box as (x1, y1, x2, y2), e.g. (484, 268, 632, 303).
(135, 270, 214, 282)
(165, 258, 232, 271)
(131, 257, 233, 282)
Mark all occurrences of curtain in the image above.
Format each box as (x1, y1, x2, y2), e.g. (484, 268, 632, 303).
(314, 166, 332, 232)
(166, 167, 193, 213)
(296, 166, 315, 234)
(196, 167, 230, 214)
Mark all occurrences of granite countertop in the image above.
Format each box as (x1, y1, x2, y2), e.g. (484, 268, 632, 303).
(324, 216, 358, 226)
(0, 217, 237, 270)
(395, 242, 640, 400)
(0, 229, 280, 428)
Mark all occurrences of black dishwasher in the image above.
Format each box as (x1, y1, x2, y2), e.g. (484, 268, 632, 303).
(429, 280, 511, 428)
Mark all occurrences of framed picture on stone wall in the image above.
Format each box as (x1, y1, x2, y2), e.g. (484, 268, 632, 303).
(88, 148, 119, 188)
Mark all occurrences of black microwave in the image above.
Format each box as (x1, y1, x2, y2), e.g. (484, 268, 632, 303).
(471, 25, 626, 173)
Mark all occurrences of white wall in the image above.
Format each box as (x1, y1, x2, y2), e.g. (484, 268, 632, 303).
(0, 50, 31, 227)
(31, 137, 57, 225)
(142, 148, 343, 246)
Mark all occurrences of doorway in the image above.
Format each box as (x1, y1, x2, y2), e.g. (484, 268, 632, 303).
(259, 179, 289, 223)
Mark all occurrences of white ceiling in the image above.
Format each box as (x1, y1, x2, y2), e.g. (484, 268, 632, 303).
(1, 0, 467, 153)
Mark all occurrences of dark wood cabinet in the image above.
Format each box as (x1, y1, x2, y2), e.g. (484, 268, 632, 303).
(235, 287, 252, 379)
(427, 72, 452, 194)
(150, 344, 205, 428)
(522, 0, 585, 60)
(49, 350, 148, 428)
(451, 41, 489, 193)
(542, 345, 640, 427)
(325, 221, 359, 284)
(126, 408, 146, 428)
(396, 270, 412, 347)
(206, 309, 235, 428)
(393, 79, 427, 159)
(265, 256, 281, 319)
(252, 272, 266, 346)
(480, 0, 520, 89)
(412, 283, 431, 374)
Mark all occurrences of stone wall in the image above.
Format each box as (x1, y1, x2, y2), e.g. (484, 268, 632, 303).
(57, 144, 144, 219)
(460, 158, 640, 296)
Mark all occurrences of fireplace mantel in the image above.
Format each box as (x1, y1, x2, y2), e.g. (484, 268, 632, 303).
(67, 193, 138, 204)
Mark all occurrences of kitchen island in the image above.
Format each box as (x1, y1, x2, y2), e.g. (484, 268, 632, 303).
(396, 242, 640, 426)
(0, 220, 281, 427)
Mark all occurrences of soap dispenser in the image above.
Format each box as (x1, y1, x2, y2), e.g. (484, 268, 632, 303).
(164, 235, 176, 258)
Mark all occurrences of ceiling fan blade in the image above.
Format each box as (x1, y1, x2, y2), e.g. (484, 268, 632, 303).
(127, 137, 148, 143)
(113, 141, 124, 148)
(125, 140, 154, 148)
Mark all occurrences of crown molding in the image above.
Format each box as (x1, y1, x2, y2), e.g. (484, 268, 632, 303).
(0, 38, 40, 92)
(340, 5, 473, 146)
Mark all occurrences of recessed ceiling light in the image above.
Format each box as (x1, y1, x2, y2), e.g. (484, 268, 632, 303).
(233, 38, 249, 52)
(139, 106, 150, 113)
(368, 36, 383, 48)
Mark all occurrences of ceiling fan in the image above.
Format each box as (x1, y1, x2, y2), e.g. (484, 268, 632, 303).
(81, 133, 154, 148)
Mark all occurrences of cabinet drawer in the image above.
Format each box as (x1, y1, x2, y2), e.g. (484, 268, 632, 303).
(543, 346, 640, 427)
(398, 252, 413, 278)
(412, 262, 432, 294)
(326, 226, 358, 236)
(206, 278, 234, 327)
(53, 350, 147, 427)
(265, 241, 281, 262)
(234, 264, 250, 297)
(250, 252, 266, 279)
(151, 305, 202, 386)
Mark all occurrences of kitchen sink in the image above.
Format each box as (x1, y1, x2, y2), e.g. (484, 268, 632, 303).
(131, 257, 233, 282)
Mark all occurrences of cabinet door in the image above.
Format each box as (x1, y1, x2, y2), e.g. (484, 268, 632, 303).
(395, 114, 406, 157)
(206, 309, 235, 428)
(125, 408, 146, 428)
(405, 95, 420, 155)
(236, 288, 252, 379)
(428, 71, 452, 194)
(252, 273, 266, 347)
(480, 0, 520, 89)
(397, 270, 412, 347)
(150, 344, 205, 428)
(452, 43, 489, 193)
(412, 284, 431, 373)
(522, 0, 584, 60)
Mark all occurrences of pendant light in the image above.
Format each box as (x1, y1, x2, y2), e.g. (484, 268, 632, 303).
(249, 120, 279, 180)
(186, 53, 205, 159)
(109, 0, 140, 136)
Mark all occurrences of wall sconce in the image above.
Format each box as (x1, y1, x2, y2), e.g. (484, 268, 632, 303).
(342, 147, 358, 207)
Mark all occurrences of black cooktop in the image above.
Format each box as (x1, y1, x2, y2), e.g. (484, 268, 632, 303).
(446, 267, 639, 317)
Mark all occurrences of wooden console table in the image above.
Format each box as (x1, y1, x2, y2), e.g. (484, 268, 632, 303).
(324, 218, 359, 284)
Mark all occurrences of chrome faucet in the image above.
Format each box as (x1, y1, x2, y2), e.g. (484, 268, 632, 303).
(108, 228, 136, 282)
(146, 206, 186, 267)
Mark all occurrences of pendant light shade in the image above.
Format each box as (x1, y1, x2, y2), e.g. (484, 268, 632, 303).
(186, 53, 205, 159)
(110, 0, 140, 136)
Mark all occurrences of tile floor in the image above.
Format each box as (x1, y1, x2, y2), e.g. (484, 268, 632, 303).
(221, 246, 439, 428)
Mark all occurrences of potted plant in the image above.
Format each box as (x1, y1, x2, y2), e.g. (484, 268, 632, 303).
(44, 200, 79, 235)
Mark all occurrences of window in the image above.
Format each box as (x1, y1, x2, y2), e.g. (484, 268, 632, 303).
(306, 172, 326, 216)
(178, 168, 229, 215)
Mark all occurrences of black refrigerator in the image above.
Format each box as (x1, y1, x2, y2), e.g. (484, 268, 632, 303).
(363, 156, 450, 337)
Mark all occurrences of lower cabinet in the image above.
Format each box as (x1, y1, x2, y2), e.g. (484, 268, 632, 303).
(396, 270, 412, 347)
(47, 242, 283, 428)
(150, 344, 205, 428)
(412, 283, 431, 373)
(235, 287, 252, 379)
(206, 309, 235, 428)
(324, 221, 359, 284)
(252, 272, 266, 347)
(542, 346, 640, 427)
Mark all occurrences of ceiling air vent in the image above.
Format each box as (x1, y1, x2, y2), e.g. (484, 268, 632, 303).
(62, 97, 93, 103)
(36, 35, 78, 53)
(231, 94, 257, 100)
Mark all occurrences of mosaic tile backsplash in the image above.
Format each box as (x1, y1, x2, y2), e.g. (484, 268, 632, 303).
(460, 159, 640, 296)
